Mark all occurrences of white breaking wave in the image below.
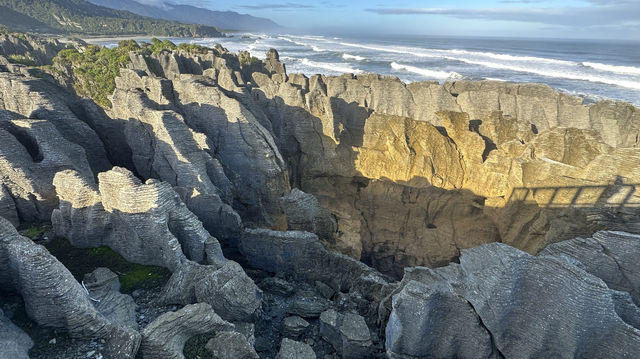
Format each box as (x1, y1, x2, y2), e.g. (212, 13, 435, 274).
(300, 58, 362, 74)
(342, 53, 366, 61)
(447, 49, 574, 65)
(336, 41, 640, 91)
(484, 77, 507, 82)
(451, 58, 640, 90)
(278, 37, 308, 47)
(583, 62, 640, 76)
(311, 46, 325, 52)
(391, 62, 462, 80)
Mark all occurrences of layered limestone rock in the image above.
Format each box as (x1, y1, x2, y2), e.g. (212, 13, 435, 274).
(159, 260, 262, 322)
(0, 72, 112, 173)
(383, 242, 640, 358)
(0, 216, 141, 358)
(140, 303, 233, 359)
(541, 231, 640, 305)
(83, 267, 138, 329)
(205, 331, 260, 359)
(0, 308, 33, 359)
(52, 167, 213, 270)
(0, 33, 67, 66)
(108, 67, 291, 239)
(53, 167, 261, 322)
(240, 62, 640, 276)
(0, 116, 93, 225)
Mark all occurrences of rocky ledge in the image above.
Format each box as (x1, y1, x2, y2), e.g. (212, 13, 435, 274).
(0, 32, 639, 359)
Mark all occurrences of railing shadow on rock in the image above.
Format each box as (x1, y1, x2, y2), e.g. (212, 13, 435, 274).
(506, 180, 640, 210)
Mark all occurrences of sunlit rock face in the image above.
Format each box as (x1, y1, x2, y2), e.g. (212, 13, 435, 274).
(89, 47, 640, 278)
(240, 61, 640, 277)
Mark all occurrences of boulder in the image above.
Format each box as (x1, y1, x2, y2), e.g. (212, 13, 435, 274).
(281, 188, 337, 241)
(83, 267, 137, 329)
(205, 331, 259, 359)
(160, 260, 262, 322)
(0, 309, 33, 359)
(140, 303, 233, 359)
(287, 296, 330, 318)
(276, 338, 315, 359)
(282, 316, 309, 338)
(319, 309, 372, 358)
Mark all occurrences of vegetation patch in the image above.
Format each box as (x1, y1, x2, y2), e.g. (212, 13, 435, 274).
(23, 225, 47, 239)
(7, 54, 35, 66)
(52, 38, 218, 108)
(53, 40, 139, 108)
(45, 237, 170, 293)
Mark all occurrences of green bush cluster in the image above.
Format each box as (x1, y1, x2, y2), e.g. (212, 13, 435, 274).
(52, 38, 218, 108)
(7, 54, 36, 66)
(177, 42, 209, 54)
(54, 41, 138, 108)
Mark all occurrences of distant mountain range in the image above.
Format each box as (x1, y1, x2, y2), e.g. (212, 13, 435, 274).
(87, 0, 281, 32)
(0, 0, 224, 37)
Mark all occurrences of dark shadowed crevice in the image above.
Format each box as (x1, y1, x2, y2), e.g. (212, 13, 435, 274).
(2, 122, 43, 162)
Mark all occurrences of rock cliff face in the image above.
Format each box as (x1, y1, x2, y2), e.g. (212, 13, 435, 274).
(383, 237, 640, 358)
(1, 35, 640, 358)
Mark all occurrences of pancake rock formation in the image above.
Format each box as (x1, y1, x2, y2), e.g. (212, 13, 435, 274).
(0, 33, 639, 359)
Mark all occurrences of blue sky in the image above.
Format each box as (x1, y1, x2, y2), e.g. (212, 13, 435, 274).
(154, 0, 640, 39)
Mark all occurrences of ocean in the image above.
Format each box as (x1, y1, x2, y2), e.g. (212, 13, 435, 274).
(96, 33, 640, 106)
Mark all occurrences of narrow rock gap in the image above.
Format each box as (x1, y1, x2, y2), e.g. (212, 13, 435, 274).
(2, 122, 43, 162)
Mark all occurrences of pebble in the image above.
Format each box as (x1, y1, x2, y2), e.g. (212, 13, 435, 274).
(49, 338, 56, 345)
(87, 350, 95, 357)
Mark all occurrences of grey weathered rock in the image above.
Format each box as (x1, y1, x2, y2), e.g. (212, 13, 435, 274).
(276, 338, 316, 359)
(160, 260, 262, 322)
(140, 303, 233, 359)
(110, 66, 291, 233)
(288, 297, 330, 318)
(205, 331, 259, 359)
(385, 242, 640, 358)
(53, 167, 220, 271)
(282, 189, 337, 241)
(260, 277, 295, 297)
(239, 229, 395, 321)
(0, 116, 94, 224)
(0, 33, 67, 66)
(385, 280, 497, 359)
(110, 69, 242, 241)
(0, 216, 141, 359)
(319, 309, 372, 358)
(282, 316, 309, 338)
(83, 267, 137, 329)
(0, 72, 111, 174)
(264, 49, 286, 78)
(0, 308, 33, 359)
(541, 231, 640, 304)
